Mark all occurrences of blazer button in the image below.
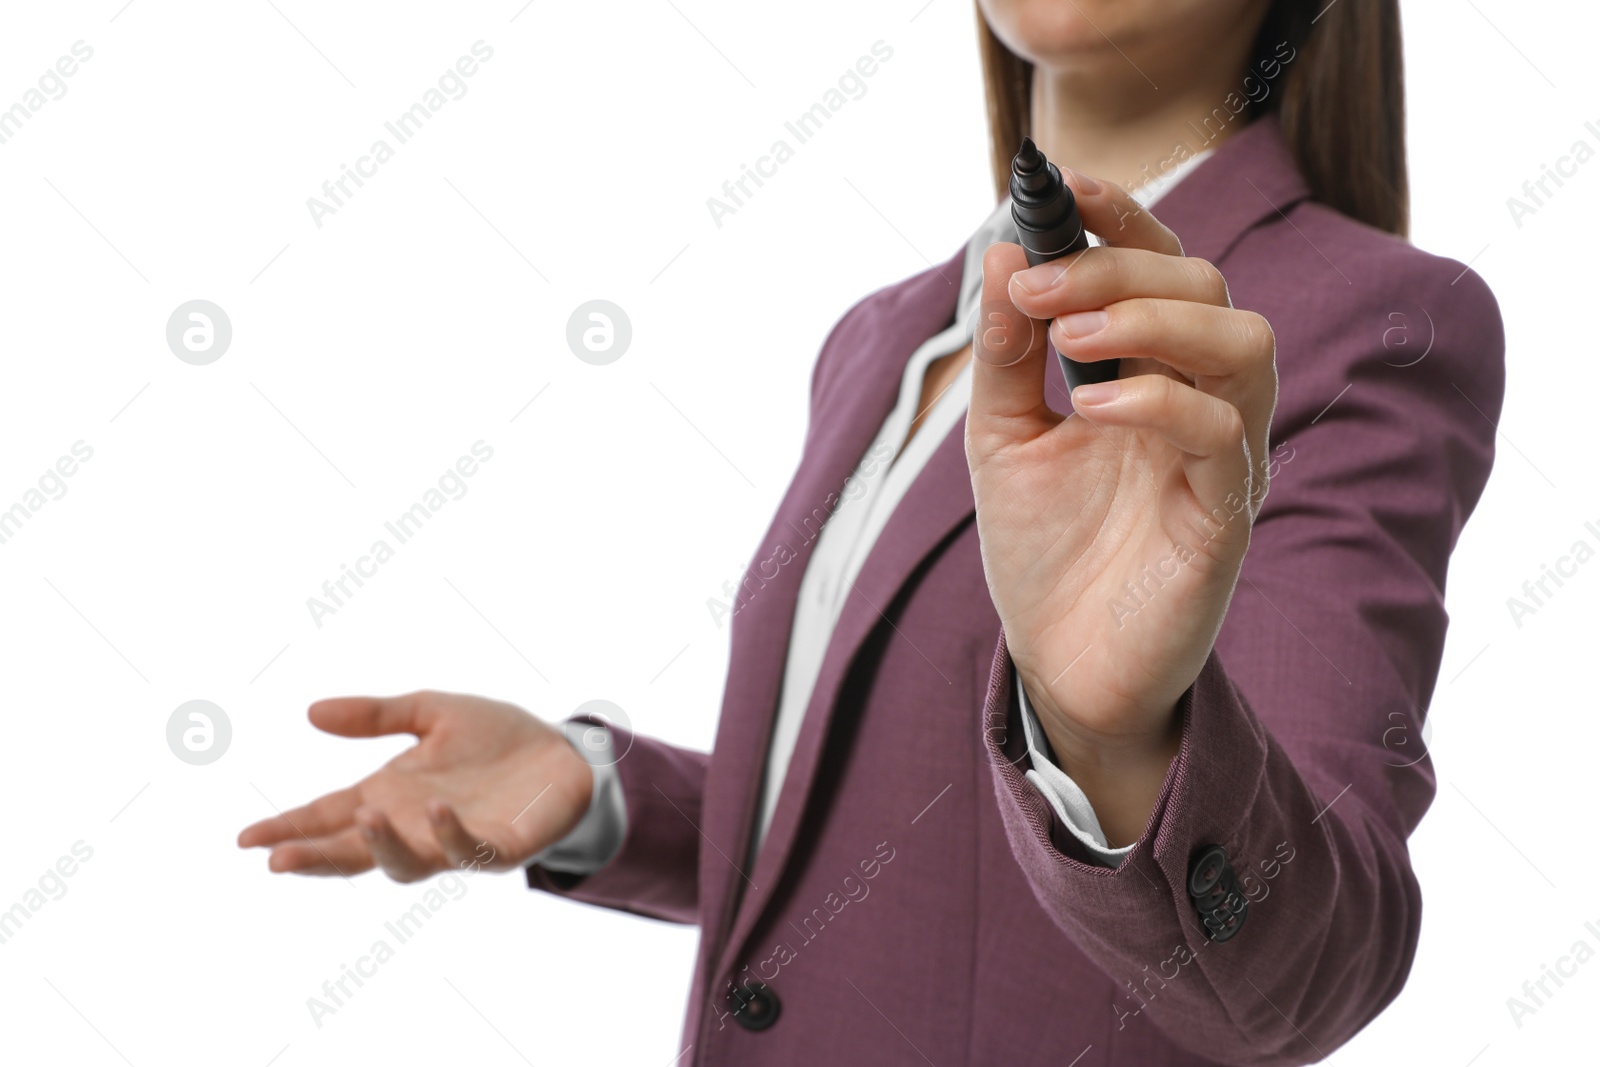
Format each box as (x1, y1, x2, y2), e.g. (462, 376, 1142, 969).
(1188, 844, 1248, 943)
(1191, 876, 1232, 913)
(727, 980, 781, 1032)
(1188, 844, 1230, 897)
(1204, 899, 1250, 943)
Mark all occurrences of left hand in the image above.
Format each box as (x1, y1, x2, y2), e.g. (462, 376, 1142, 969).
(237, 690, 595, 881)
(964, 170, 1277, 845)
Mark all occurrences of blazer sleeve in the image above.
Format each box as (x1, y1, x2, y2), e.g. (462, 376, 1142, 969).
(524, 716, 707, 925)
(980, 253, 1504, 1065)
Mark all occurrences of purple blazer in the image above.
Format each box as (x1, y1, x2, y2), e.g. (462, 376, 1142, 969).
(527, 114, 1504, 1065)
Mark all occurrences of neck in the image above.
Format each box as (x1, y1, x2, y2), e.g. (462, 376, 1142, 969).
(1028, 45, 1259, 194)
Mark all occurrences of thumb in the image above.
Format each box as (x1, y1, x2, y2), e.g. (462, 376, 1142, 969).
(309, 693, 438, 739)
(967, 241, 1058, 451)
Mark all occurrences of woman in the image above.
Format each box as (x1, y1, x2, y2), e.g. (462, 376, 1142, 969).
(239, 0, 1504, 1062)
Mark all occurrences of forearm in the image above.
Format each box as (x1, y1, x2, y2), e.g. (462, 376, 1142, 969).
(989, 638, 1422, 1065)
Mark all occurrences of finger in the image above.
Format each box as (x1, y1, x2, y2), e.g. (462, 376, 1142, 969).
(428, 801, 504, 871)
(239, 786, 361, 848)
(1050, 300, 1275, 387)
(967, 242, 1057, 448)
(1052, 299, 1275, 472)
(1062, 168, 1185, 255)
(356, 807, 439, 884)
(310, 692, 439, 739)
(1008, 246, 1232, 321)
(1070, 374, 1253, 525)
(266, 827, 374, 877)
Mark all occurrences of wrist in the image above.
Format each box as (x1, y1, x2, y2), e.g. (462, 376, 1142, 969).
(1016, 668, 1181, 848)
(1015, 658, 1180, 762)
(547, 721, 601, 833)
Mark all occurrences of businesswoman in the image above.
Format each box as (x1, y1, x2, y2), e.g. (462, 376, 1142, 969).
(240, 0, 1504, 1062)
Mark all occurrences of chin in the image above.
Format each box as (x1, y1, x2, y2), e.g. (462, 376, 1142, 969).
(978, 0, 1266, 80)
(978, 0, 1154, 67)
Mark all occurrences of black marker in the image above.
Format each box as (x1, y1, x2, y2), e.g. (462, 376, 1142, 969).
(1009, 137, 1117, 389)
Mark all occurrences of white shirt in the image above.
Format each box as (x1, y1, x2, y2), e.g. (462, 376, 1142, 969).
(535, 149, 1214, 874)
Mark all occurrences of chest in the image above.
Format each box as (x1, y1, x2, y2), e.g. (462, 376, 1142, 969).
(904, 342, 973, 453)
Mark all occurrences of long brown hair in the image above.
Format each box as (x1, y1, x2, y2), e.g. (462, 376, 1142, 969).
(977, 0, 1408, 237)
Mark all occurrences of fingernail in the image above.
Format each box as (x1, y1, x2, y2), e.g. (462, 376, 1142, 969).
(1058, 310, 1108, 338)
(1072, 381, 1120, 406)
(1063, 167, 1102, 195)
(359, 822, 377, 841)
(1011, 262, 1067, 295)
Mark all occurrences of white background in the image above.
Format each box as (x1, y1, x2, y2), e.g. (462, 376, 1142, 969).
(0, 1, 1594, 1064)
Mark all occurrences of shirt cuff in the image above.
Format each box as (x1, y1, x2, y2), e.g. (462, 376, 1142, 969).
(1015, 669, 1135, 867)
(524, 720, 628, 875)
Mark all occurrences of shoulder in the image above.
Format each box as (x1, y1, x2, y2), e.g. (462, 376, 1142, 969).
(1225, 201, 1507, 555)
(1223, 200, 1505, 431)
(1229, 199, 1501, 341)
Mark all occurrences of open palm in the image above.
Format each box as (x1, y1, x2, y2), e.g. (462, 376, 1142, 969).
(238, 691, 593, 882)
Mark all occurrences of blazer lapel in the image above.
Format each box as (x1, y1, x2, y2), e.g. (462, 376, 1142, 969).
(714, 401, 981, 977)
(1151, 112, 1312, 265)
(698, 244, 966, 989)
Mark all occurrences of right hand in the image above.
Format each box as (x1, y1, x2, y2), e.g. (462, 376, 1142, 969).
(236, 691, 594, 883)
